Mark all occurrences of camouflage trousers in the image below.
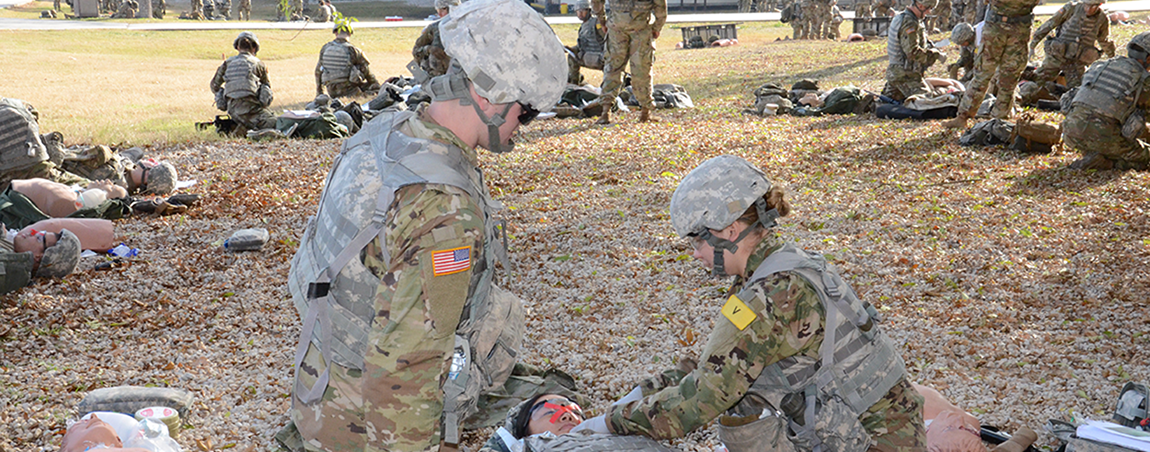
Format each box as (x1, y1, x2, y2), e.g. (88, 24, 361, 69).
(931, 0, 951, 30)
(0, 161, 90, 192)
(956, 20, 1031, 119)
(1031, 43, 1087, 90)
(803, 3, 824, 39)
(601, 11, 658, 110)
(855, 3, 872, 19)
(861, 378, 926, 452)
(226, 97, 276, 133)
(882, 65, 932, 103)
(791, 19, 807, 39)
(237, 0, 249, 20)
(1063, 107, 1150, 169)
(325, 81, 377, 99)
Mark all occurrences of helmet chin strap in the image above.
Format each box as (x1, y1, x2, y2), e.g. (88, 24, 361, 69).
(464, 91, 516, 154)
(701, 198, 782, 278)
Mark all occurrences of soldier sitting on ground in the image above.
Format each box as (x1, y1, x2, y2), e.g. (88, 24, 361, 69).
(565, 0, 607, 85)
(410, 0, 459, 84)
(1061, 32, 1150, 170)
(210, 31, 276, 135)
(315, 18, 381, 98)
(883, 0, 947, 102)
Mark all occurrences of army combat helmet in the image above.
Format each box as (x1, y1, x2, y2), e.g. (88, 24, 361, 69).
(145, 161, 178, 195)
(429, 0, 566, 153)
(1128, 32, 1150, 65)
(435, 0, 460, 10)
(34, 229, 81, 278)
(573, 0, 590, 10)
(234, 31, 260, 53)
(951, 22, 974, 46)
(670, 155, 781, 277)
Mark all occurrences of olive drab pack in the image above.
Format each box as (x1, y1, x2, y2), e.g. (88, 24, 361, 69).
(223, 53, 261, 99)
(319, 41, 353, 85)
(1072, 57, 1147, 124)
(287, 110, 522, 446)
(0, 98, 49, 178)
(720, 243, 907, 452)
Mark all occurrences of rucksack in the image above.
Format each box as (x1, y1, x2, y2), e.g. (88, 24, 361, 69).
(1009, 112, 1061, 154)
(0, 98, 49, 181)
(959, 119, 1014, 146)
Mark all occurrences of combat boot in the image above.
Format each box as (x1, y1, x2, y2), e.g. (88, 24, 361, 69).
(941, 111, 972, 129)
(595, 109, 611, 125)
(991, 426, 1037, 452)
(638, 107, 662, 123)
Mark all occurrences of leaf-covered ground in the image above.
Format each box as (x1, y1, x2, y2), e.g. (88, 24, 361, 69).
(3, 17, 1150, 452)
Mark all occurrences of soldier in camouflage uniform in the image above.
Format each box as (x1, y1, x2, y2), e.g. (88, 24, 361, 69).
(825, 1, 843, 40)
(801, 0, 822, 39)
(855, 0, 873, 20)
(316, 23, 381, 98)
(942, 0, 1040, 128)
(0, 98, 90, 191)
(784, 0, 807, 39)
(883, 0, 945, 102)
(410, 0, 458, 84)
(236, 0, 249, 20)
(947, 22, 976, 84)
(188, 0, 204, 19)
(0, 226, 81, 295)
(1022, 0, 1115, 105)
(592, 0, 668, 123)
(210, 32, 276, 133)
(873, 0, 895, 17)
(60, 146, 179, 196)
(931, 0, 950, 31)
(284, 0, 566, 451)
(566, 0, 607, 85)
(1061, 32, 1150, 170)
(573, 156, 925, 452)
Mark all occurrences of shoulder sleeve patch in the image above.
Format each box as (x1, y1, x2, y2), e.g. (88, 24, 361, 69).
(721, 293, 758, 330)
(432, 246, 471, 276)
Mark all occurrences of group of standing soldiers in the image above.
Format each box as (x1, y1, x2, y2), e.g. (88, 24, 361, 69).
(783, 0, 845, 40)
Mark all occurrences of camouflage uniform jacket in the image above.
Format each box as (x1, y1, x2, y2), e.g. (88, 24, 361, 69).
(888, 10, 938, 73)
(1031, 2, 1115, 59)
(290, 110, 489, 451)
(605, 237, 922, 446)
(60, 146, 134, 190)
(591, 0, 668, 31)
(413, 21, 451, 80)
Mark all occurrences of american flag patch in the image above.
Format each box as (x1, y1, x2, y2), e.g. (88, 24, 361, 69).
(432, 246, 471, 276)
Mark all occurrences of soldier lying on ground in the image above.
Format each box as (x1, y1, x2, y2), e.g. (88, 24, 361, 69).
(59, 414, 149, 452)
(1, 223, 83, 294)
(479, 394, 586, 452)
(60, 145, 179, 196)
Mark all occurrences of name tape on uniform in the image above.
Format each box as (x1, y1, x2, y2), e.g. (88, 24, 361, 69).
(722, 294, 757, 330)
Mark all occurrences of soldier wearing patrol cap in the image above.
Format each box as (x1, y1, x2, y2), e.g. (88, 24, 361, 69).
(282, 0, 566, 450)
(882, 0, 946, 102)
(210, 31, 276, 134)
(1061, 32, 1150, 170)
(315, 19, 381, 98)
(572, 155, 925, 452)
(565, 0, 607, 85)
(1022, 0, 1115, 104)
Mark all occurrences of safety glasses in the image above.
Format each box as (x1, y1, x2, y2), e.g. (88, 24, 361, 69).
(528, 397, 583, 424)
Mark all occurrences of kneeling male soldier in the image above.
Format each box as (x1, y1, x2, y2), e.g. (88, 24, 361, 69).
(315, 18, 381, 99)
(210, 31, 276, 134)
(1023, 0, 1114, 105)
(1061, 32, 1150, 170)
(281, 0, 566, 450)
(882, 0, 946, 102)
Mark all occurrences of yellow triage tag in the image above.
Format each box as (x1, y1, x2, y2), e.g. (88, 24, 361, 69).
(721, 294, 757, 330)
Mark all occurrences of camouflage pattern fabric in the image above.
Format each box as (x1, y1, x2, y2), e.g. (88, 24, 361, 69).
(954, 0, 1040, 119)
(567, 16, 606, 85)
(316, 38, 380, 98)
(1, 161, 90, 192)
(291, 114, 487, 452)
(189, 0, 204, 19)
(604, 238, 925, 452)
(932, 0, 952, 31)
(1063, 106, 1150, 170)
(594, 0, 667, 111)
(811, 0, 830, 39)
(801, 0, 820, 38)
(413, 21, 451, 81)
(947, 44, 975, 83)
(60, 146, 132, 189)
(873, 0, 894, 17)
(855, 0, 872, 18)
(237, 0, 249, 20)
(1028, 2, 1114, 93)
(883, 10, 941, 102)
(210, 52, 275, 132)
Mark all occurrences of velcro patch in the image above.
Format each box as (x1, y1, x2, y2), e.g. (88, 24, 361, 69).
(432, 246, 471, 276)
(722, 294, 757, 330)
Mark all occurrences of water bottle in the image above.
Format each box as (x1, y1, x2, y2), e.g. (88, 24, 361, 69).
(781, 392, 806, 426)
(223, 228, 269, 251)
(108, 243, 139, 258)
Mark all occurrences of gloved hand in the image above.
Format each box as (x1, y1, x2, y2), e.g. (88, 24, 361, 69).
(612, 386, 643, 406)
(570, 415, 610, 434)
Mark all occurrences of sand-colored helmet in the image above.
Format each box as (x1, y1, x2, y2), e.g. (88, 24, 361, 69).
(34, 229, 80, 278)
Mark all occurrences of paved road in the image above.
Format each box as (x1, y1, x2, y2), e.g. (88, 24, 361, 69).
(0, 0, 1146, 30)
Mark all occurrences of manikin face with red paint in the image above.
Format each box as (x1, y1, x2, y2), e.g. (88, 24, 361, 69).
(526, 394, 584, 436)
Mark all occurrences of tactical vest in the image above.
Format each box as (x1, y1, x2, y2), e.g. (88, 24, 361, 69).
(577, 18, 605, 56)
(726, 244, 908, 452)
(608, 0, 655, 14)
(1072, 56, 1147, 123)
(288, 110, 521, 446)
(886, 12, 914, 69)
(223, 53, 261, 99)
(1053, 3, 1103, 51)
(319, 40, 353, 85)
(0, 98, 48, 176)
